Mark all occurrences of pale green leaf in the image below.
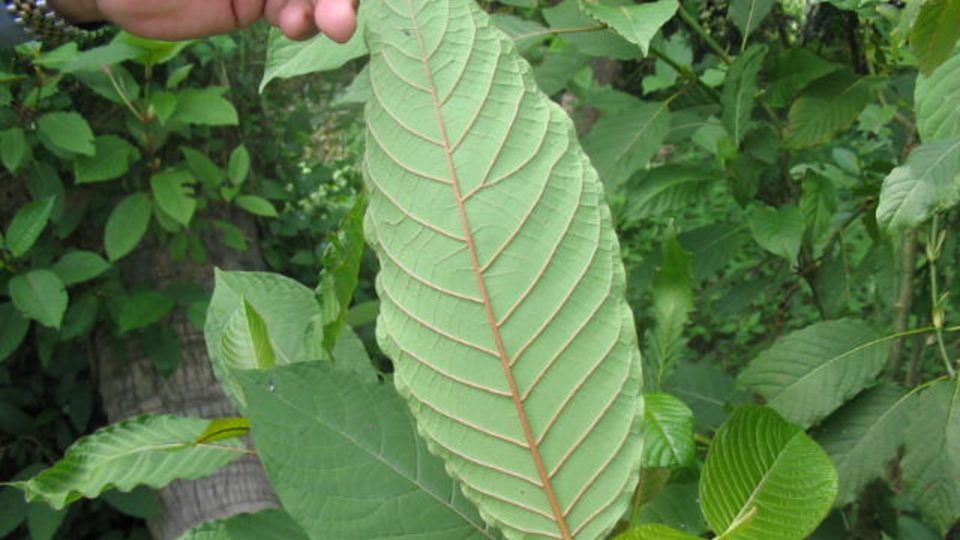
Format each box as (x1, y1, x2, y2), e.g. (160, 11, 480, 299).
(816, 383, 912, 506)
(784, 71, 876, 149)
(219, 299, 281, 375)
(234, 195, 278, 218)
(910, 0, 960, 76)
(650, 230, 694, 384)
(616, 524, 700, 540)
(766, 48, 838, 108)
(916, 48, 960, 141)
(902, 378, 960, 535)
(722, 44, 767, 146)
(364, 1, 644, 537)
(73, 135, 141, 184)
(228, 145, 250, 186)
(729, 0, 775, 49)
(6, 415, 246, 510)
(51, 251, 111, 286)
(0, 302, 30, 363)
(171, 88, 238, 126)
(584, 101, 672, 190)
(492, 14, 550, 54)
(700, 405, 838, 540)
(260, 17, 368, 92)
(747, 205, 804, 263)
(542, 0, 642, 59)
(151, 170, 197, 226)
(37, 112, 95, 156)
(0, 127, 28, 173)
(104, 192, 152, 262)
(5, 197, 54, 258)
(239, 363, 493, 539)
(876, 138, 960, 232)
(9, 270, 67, 329)
(738, 319, 888, 428)
(642, 392, 695, 468)
(178, 509, 309, 540)
(580, 0, 679, 55)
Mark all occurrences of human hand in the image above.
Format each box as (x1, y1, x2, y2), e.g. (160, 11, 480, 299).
(48, 0, 358, 43)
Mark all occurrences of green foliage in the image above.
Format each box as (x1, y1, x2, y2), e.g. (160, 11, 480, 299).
(580, 0, 678, 55)
(260, 19, 368, 91)
(584, 101, 671, 190)
(178, 509, 309, 540)
(641, 392, 695, 468)
(910, 0, 960, 76)
(876, 138, 960, 231)
(9, 270, 68, 329)
(915, 49, 960, 142)
(729, 0, 775, 49)
(104, 192, 153, 262)
(722, 44, 767, 146)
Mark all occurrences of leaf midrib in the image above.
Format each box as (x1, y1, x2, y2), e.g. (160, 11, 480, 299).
(725, 431, 802, 534)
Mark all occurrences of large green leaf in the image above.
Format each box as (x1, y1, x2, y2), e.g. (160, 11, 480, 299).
(36, 112, 95, 156)
(875, 138, 960, 232)
(73, 135, 141, 184)
(738, 319, 888, 428)
(910, 0, 960, 76)
(765, 48, 838, 108)
(621, 164, 718, 223)
(902, 378, 960, 535)
(5, 197, 54, 258)
(104, 192, 152, 261)
(178, 509, 309, 540)
(6, 415, 246, 510)
(915, 49, 960, 141)
(542, 0, 642, 59)
(700, 405, 838, 540)
(9, 270, 68, 329)
(632, 481, 708, 535)
(783, 71, 875, 149)
(747, 205, 804, 263)
(722, 44, 767, 146)
(151, 170, 197, 226)
(239, 363, 494, 539)
(363, 1, 644, 537)
(584, 101, 672, 190)
(816, 383, 911, 506)
(615, 524, 700, 540)
(729, 0, 775, 49)
(260, 14, 368, 92)
(642, 392, 695, 469)
(580, 0, 679, 55)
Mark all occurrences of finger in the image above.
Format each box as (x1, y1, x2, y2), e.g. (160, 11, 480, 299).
(315, 0, 357, 43)
(276, 0, 321, 40)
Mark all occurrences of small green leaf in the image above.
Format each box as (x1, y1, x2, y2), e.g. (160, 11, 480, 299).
(622, 164, 718, 223)
(876, 138, 960, 232)
(182, 147, 224, 188)
(616, 524, 701, 540)
(195, 417, 251, 444)
(37, 112, 95, 156)
(0, 127, 28, 173)
(6, 415, 246, 510)
(166, 63, 194, 89)
(114, 291, 176, 334)
(8, 270, 67, 329)
(104, 192, 152, 262)
(729, 0, 775, 49)
(260, 20, 369, 92)
(800, 173, 838, 243)
(73, 135, 141, 184)
(542, 0, 642, 59)
(915, 48, 960, 141)
(580, 0, 679, 55)
(700, 405, 838, 539)
(722, 44, 768, 146)
(179, 509, 309, 540)
(141, 324, 181, 377)
(228, 145, 251, 186)
(738, 319, 888, 427)
(150, 170, 197, 226)
(0, 303, 30, 363)
(649, 230, 694, 384)
(748, 205, 804, 263)
(171, 88, 238, 126)
(584, 101, 672, 190)
(51, 251, 111, 286)
(642, 392, 695, 468)
(5, 197, 54, 258)
(27, 501, 66, 540)
(318, 196, 366, 354)
(234, 195, 278, 218)
(911, 0, 960, 76)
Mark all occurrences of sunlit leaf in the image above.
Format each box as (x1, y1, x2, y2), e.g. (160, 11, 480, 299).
(876, 138, 960, 232)
(910, 0, 960, 76)
(915, 48, 960, 141)
(642, 392, 695, 468)
(260, 18, 368, 92)
(580, 0, 679, 55)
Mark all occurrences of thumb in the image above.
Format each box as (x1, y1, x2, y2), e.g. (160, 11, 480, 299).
(315, 0, 358, 43)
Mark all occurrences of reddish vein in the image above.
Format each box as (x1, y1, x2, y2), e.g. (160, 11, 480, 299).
(403, 2, 572, 538)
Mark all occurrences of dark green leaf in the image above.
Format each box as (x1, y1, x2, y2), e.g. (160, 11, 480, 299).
(729, 0, 775, 48)
(104, 192, 152, 261)
(114, 291, 176, 334)
(0, 302, 29, 363)
(0, 127, 28, 173)
(27, 501, 66, 540)
(228, 145, 250, 186)
(766, 48, 838, 108)
(179, 509, 309, 540)
(916, 48, 960, 141)
(585, 101, 672, 190)
(319, 196, 365, 354)
(784, 71, 876, 149)
(911, 0, 960, 76)
(800, 173, 838, 243)
(747, 205, 804, 263)
(722, 44, 768, 145)
(5, 197, 54, 258)
(622, 165, 718, 222)
(650, 230, 694, 384)
(102, 487, 160, 519)
(9, 270, 67, 329)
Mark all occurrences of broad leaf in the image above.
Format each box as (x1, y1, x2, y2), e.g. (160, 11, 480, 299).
(6, 415, 246, 510)
(0, 303, 30, 363)
(738, 319, 888, 428)
(239, 363, 493, 539)
(179, 509, 309, 540)
(364, 1, 644, 537)
(902, 378, 960, 535)
(722, 44, 767, 146)
(37, 112, 95, 156)
(816, 383, 911, 506)
(649, 230, 694, 385)
(73, 135, 141, 184)
(5, 197, 54, 258)
(260, 18, 368, 92)
(492, 14, 550, 54)
(104, 192, 152, 261)
(219, 299, 280, 374)
(664, 359, 737, 432)
(700, 405, 838, 539)
(171, 88, 238, 126)
(616, 524, 700, 539)
(51, 251, 111, 286)
(0, 127, 27, 173)
(783, 71, 875, 149)
(875, 138, 960, 232)
(621, 164, 717, 223)
(113, 291, 176, 334)
(910, 0, 960, 76)
(319, 196, 366, 353)
(642, 392, 695, 468)
(765, 48, 838, 108)
(580, 0, 679, 55)
(915, 48, 960, 141)
(632, 481, 708, 535)
(228, 145, 250, 186)
(584, 101, 672, 190)
(800, 173, 838, 243)
(729, 0, 775, 49)
(151, 170, 197, 226)
(747, 205, 804, 263)
(9, 270, 67, 329)
(542, 0, 642, 59)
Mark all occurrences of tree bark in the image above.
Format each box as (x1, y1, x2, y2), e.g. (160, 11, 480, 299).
(96, 207, 279, 540)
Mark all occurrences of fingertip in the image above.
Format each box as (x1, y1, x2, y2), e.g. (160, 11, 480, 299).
(279, 2, 320, 40)
(316, 0, 358, 43)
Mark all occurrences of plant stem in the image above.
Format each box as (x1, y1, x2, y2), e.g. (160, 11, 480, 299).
(926, 216, 955, 377)
(676, 3, 733, 64)
(887, 229, 918, 379)
(649, 45, 721, 102)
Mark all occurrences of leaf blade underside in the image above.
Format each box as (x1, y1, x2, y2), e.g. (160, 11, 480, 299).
(363, 1, 644, 539)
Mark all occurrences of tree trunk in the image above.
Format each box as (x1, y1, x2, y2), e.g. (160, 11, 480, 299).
(96, 208, 279, 540)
